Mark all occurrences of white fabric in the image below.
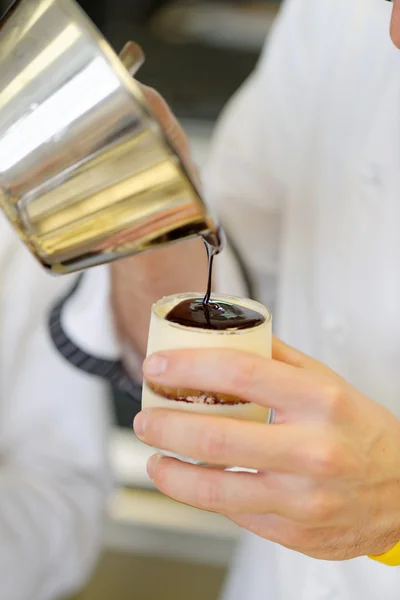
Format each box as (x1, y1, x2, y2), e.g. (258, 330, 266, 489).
(0, 216, 110, 600)
(203, 0, 400, 598)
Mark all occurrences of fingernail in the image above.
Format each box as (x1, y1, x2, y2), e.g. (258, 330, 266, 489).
(144, 354, 168, 377)
(147, 454, 162, 480)
(133, 411, 147, 439)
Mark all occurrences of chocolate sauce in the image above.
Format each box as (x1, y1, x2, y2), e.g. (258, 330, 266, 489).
(166, 225, 263, 331)
(166, 298, 264, 331)
(202, 225, 225, 256)
(203, 241, 215, 306)
(202, 224, 225, 304)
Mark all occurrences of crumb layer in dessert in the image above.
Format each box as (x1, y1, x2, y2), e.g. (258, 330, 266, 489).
(147, 381, 247, 405)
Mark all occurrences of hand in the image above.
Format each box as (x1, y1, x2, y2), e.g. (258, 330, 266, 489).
(110, 85, 207, 358)
(134, 338, 400, 560)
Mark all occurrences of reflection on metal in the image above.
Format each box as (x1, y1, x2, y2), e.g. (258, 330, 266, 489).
(0, 0, 219, 274)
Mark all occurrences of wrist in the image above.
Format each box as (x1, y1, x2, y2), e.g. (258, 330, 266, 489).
(367, 515, 400, 565)
(369, 539, 400, 566)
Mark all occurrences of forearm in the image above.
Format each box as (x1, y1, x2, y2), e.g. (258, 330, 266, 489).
(110, 237, 208, 358)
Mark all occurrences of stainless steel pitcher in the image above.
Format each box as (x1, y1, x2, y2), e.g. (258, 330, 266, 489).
(0, 0, 220, 274)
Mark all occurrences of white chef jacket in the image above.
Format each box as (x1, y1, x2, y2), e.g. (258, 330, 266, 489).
(0, 214, 110, 600)
(57, 0, 400, 598)
(206, 0, 400, 598)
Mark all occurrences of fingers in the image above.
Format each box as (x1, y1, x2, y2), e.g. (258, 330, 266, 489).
(119, 42, 145, 76)
(143, 348, 345, 418)
(135, 409, 330, 472)
(146, 454, 344, 525)
(138, 83, 201, 188)
(146, 457, 276, 514)
(391, 0, 400, 48)
(146, 455, 311, 517)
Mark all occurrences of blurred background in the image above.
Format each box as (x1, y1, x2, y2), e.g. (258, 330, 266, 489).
(0, 1, 280, 598)
(80, 0, 279, 121)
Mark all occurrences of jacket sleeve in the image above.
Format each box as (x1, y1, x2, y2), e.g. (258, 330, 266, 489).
(0, 239, 111, 600)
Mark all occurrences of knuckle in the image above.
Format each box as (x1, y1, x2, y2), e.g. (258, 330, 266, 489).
(147, 413, 163, 439)
(195, 476, 223, 510)
(151, 458, 173, 494)
(305, 440, 343, 478)
(198, 427, 228, 462)
(230, 355, 257, 398)
(152, 461, 167, 489)
(321, 383, 348, 420)
(303, 490, 336, 522)
(146, 411, 172, 449)
(142, 85, 161, 102)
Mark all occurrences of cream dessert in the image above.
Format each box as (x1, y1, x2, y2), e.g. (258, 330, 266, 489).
(142, 292, 272, 424)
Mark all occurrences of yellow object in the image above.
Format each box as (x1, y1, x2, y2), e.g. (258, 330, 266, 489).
(369, 541, 400, 566)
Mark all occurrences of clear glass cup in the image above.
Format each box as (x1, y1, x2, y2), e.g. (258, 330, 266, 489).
(142, 292, 272, 465)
